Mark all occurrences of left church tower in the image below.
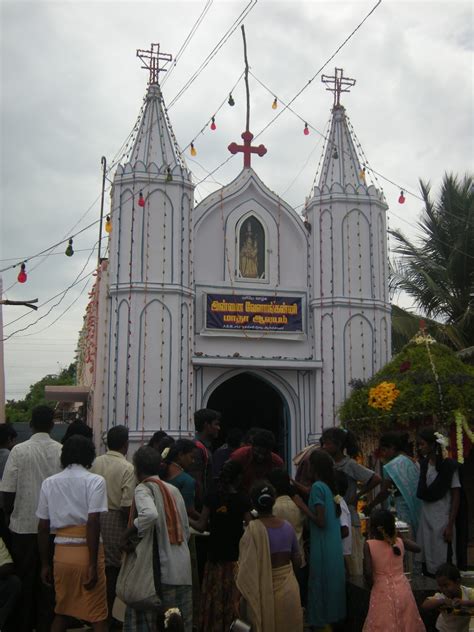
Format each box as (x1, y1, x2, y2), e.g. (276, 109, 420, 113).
(103, 45, 195, 444)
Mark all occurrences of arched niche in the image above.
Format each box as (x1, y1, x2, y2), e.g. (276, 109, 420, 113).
(236, 214, 267, 280)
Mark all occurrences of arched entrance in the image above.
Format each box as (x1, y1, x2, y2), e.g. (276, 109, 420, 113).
(206, 372, 289, 461)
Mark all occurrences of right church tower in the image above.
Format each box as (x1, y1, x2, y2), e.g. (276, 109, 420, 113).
(306, 68, 391, 431)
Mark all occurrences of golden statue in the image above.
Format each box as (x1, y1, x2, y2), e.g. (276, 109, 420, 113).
(239, 224, 259, 278)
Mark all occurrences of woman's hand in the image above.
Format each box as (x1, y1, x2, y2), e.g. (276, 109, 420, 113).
(443, 523, 453, 542)
(40, 564, 52, 587)
(83, 564, 98, 590)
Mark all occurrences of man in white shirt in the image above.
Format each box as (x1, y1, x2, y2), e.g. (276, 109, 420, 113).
(0, 405, 61, 632)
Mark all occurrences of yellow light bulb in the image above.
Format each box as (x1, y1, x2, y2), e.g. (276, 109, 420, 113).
(272, 97, 278, 110)
(105, 215, 112, 233)
(190, 143, 197, 157)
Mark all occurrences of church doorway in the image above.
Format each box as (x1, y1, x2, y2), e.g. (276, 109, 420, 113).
(206, 372, 289, 463)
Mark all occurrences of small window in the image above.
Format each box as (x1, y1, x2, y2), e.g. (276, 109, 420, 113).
(239, 216, 265, 279)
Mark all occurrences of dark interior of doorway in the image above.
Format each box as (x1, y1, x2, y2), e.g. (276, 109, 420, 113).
(206, 372, 287, 461)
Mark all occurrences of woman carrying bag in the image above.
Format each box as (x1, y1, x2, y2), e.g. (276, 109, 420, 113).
(118, 447, 192, 632)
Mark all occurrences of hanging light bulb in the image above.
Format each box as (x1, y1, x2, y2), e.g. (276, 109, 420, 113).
(17, 262, 27, 284)
(210, 117, 216, 131)
(166, 166, 173, 182)
(272, 97, 278, 110)
(398, 190, 406, 204)
(228, 93, 235, 107)
(138, 191, 145, 207)
(105, 215, 112, 233)
(65, 238, 74, 257)
(359, 167, 366, 181)
(190, 143, 197, 157)
(332, 147, 339, 159)
(303, 122, 310, 136)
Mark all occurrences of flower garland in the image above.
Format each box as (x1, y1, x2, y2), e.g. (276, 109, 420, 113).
(454, 410, 474, 464)
(368, 381, 400, 411)
(454, 412, 464, 464)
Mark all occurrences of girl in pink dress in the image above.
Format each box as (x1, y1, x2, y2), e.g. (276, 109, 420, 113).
(363, 509, 426, 632)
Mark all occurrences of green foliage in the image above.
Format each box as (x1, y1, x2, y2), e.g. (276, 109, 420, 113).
(5, 363, 76, 423)
(339, 340, 474, 433)
(390, 173, 474, 350)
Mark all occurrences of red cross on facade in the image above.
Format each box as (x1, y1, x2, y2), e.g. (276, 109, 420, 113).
(136, 43, 172, 85)
(228, 130, 267, 169)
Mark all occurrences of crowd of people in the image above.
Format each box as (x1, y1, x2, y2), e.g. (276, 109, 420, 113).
(0, 405, 471, 632)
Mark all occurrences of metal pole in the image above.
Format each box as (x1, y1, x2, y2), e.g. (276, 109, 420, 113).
(98, 156, 107, 266)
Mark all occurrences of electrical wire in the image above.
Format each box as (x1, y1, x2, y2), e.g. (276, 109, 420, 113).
(3, 240, 98, 333)
(168, 0, 257, 108)
(162, 0, 214, 87)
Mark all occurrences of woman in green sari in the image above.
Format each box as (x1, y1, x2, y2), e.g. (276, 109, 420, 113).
(365, 432, 421, 536)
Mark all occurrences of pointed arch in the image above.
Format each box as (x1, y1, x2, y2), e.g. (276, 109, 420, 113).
(236, 213, 267, 279)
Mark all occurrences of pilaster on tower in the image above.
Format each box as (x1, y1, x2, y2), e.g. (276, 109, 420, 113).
(306, 68, 391, 433)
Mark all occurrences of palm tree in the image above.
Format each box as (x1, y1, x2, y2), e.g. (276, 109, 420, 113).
(390, 174, 474, 350)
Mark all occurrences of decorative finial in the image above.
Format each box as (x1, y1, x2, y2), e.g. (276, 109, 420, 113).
(136, 43, 172, 85)
(321, 67, 356, 107)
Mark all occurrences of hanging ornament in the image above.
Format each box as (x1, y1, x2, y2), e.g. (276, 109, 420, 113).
(303, 122, 310, 136)
(166, 166, 173, 182)
(398, 190, 406, 204)
(332, 147, 339, 159)
(190, 143, 197, 157)
(210, 116, 216, 131)
(17, 262, 27, 284)
(228, 93, 235, 107)
(272, 97, 278, 110)
(65, 238, 74, 257)
(105, 215, 112, 233)
(359, 167, 366, 181)
(138, 191, 145, 207)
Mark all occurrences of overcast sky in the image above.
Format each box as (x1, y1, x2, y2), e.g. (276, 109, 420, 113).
(1, 0, 472, 401)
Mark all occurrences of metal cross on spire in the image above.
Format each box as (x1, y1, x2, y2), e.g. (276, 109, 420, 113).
(136, 43, 172, 85)
(321, 67, 356, 107)
(228, 26, 267, 169)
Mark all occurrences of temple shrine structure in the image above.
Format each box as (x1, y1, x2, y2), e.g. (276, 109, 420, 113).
(76, 45, 391, 460)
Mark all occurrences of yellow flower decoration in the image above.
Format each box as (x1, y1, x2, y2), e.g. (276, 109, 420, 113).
(368, 381, 400, 411)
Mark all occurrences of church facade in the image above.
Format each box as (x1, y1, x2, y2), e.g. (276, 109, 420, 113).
(77, 66, 391, 462)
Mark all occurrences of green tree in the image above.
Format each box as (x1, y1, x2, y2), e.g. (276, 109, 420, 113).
(5, 363, 76, 423)
(390, 174, 474, 350)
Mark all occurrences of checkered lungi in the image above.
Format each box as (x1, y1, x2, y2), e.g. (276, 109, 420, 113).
(100, 509, 128, 568)
(123, 584, 192, 632)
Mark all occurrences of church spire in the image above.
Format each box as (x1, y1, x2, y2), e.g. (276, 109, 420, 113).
(316, 68, 365, 190)
(128, 43, 186, 173)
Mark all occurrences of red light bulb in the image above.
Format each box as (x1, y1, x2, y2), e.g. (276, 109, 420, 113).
(304, 123, 310, 136)
(17, 262, 27, 283)
(210, 117, 216, 131)
(138, 192, 145, 207)
(398, 190, 406, 204)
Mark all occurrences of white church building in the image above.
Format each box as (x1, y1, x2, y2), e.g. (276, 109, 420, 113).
(76, 52, 391, 462)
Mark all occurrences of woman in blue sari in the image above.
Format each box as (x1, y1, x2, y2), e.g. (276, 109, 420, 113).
(365, 432, 421, 537)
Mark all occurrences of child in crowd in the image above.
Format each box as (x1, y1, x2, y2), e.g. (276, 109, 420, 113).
(422, 563, 474, 632)
(335, 470, 352, 571)
(363, 509, 425, 631)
